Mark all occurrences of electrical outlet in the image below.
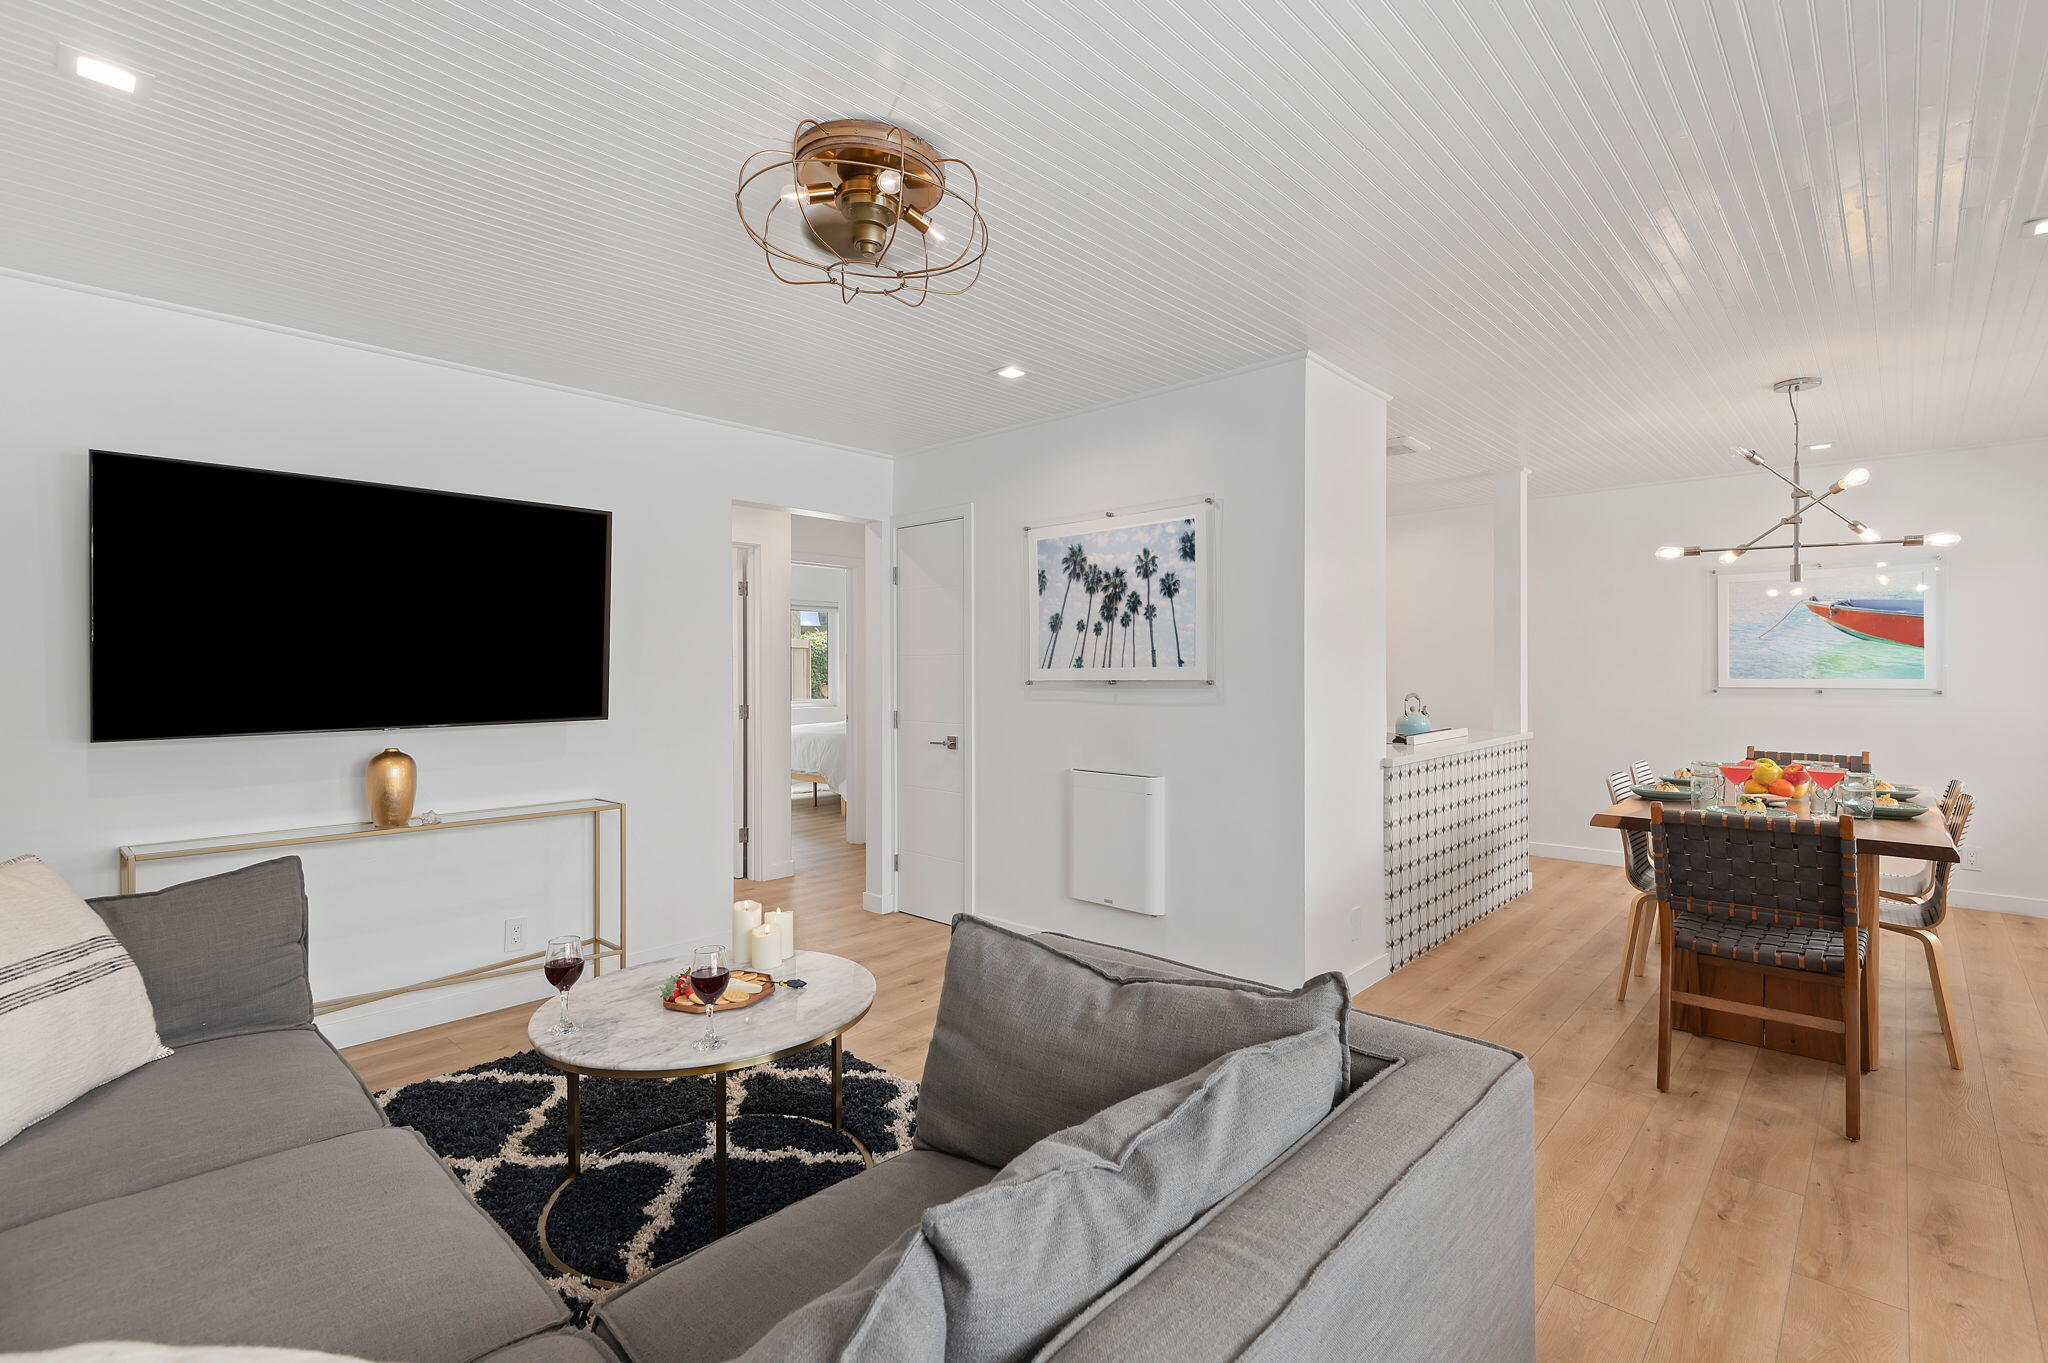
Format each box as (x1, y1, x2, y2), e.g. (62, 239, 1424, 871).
(503, 917, 528, 953)
(1962, 845, 1982, 872)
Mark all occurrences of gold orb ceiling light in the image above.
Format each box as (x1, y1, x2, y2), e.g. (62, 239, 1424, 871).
(736, 118, 988, 305)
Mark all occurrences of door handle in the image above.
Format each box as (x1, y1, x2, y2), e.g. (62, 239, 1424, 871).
(929, 736, 959, 749)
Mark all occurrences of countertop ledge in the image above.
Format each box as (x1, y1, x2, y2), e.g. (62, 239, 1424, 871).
(1381, 729, 1532, 768)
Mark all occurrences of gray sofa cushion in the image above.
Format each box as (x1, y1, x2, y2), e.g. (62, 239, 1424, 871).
(924, 1023, 1345, 1362)
(0, 1026, 385, 1232)
(594, 1149, 994, 1363)
(478, 1330, 625, 1362)
(0, 1127, 568, 1362)
(731, 1225, 946, 1361)
(915, 917, 1350, 1168)
(1043, 1010, 1534, 1361)
(89, 856, 314, 1046)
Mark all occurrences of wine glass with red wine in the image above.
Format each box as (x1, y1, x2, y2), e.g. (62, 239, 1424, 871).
(543, 936, 585, 1037)
(689, 946, 731, 1052)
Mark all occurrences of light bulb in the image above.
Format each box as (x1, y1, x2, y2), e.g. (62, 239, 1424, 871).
(1734, 447, 1763, 464)
(1790, 585, 1806, 596)
(1838, 467, 1871, 488)
(1766, 588, 1781, 597)
(1875, 560, 1887, 568)
(1654, 545, 1685, 560)
(1719, 551, 1740, 564)
(926, 225, 945, 242)
(1857, 525, 1880, 542)
(877, 169, 903, 194)
(780, 185, 801, 201)
(1807, 443, 1834, 450)
(1925, 531, 1961, 546)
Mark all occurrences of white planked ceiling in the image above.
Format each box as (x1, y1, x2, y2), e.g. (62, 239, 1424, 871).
(3, 0, 2046, 509)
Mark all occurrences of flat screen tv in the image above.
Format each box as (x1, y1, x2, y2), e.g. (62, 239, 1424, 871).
(91, 451, 611, 742)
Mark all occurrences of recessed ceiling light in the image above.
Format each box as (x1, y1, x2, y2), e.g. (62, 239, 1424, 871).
(1807, 442, 1833, 450)
(2028, 217, 2048, 237)
(59, 44, 139, 93)
(993, 365, 1027, 379)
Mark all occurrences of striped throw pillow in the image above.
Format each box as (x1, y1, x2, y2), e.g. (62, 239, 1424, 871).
(1, 854, 170, 1146)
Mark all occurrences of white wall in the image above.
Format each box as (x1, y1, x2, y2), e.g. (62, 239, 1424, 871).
(0, 274, 891, 1043)
(1386, 501, 1495, 731)
(1528, 441, 2047, 916)
(893, 356, 1389, 987)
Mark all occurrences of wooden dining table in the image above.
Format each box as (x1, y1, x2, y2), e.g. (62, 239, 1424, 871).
(1589, 792, 1959, 1070)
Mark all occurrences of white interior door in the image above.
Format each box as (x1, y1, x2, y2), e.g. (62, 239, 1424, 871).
(895, 517, 968, 922)
(732, 544, 751, 878)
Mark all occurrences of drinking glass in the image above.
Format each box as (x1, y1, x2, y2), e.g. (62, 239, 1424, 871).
(1691, 759, 1725, 808)
(543, 936, 584, 1037)
(1837, 777, 1876, 820)
(689, 946, 732, 1052)
(1805, 763, 1848, 815)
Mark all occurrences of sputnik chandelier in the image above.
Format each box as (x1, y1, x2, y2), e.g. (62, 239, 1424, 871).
(1654, 377, 1959, 592)
(735, 118, 988, 305)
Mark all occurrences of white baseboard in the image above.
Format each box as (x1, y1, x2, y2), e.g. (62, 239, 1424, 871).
(1535, 841, 2047, 918)
(750, 857, 797, 882)
(315, 938, 688, 1049)
(1345, 951, 1391, 993)
(862, 891, 895, 915)
(1533, 841, 1622, 868)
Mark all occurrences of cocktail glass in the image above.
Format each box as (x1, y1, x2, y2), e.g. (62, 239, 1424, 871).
(1805, 764, 1847, 815)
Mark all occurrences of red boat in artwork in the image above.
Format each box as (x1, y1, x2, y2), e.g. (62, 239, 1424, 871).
(1804, 597, 1924, 648)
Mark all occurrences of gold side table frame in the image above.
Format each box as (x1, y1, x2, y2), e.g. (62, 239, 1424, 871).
(117, 798, 627, 1015)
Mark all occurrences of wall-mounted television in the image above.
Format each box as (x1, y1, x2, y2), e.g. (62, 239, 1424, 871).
(90, 451, 611, 742)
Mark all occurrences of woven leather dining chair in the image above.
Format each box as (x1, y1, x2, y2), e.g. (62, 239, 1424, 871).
(1606, 767, 1659, 1001)
(1879, 792, 1974, 1071)
(1649, 803, 1868, 1140)
(1746, 746, 1873, 772)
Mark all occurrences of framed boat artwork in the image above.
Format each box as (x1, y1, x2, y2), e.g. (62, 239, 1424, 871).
(1026, 498, 1215, 683)
(1714, 557, 1943, 692)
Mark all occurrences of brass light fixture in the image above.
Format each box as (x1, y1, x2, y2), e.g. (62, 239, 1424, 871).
(736, 118, 988, 305)
(1653, 377, 1960, 587)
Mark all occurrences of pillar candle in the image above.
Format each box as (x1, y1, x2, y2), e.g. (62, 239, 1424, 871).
(767, 908, 793, 962)
(731, 900, 762, 967)
(750, 922, 785, 972)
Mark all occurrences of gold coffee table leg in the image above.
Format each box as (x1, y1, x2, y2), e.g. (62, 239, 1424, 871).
(566, 1073, 582, 1178)
(714, 1070, 728, 1237)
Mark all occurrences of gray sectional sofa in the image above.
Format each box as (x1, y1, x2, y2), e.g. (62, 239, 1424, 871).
(0, 857, 1536, 1361)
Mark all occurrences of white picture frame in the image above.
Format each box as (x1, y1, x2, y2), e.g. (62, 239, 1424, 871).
(1714, 556, 1943, 692)
(1026, 499, 1214, 682)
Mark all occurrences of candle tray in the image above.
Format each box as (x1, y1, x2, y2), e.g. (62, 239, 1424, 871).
(662, 969, 779, 1014)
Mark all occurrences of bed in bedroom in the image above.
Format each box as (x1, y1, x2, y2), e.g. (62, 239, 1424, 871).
(791, 719, 850, 816)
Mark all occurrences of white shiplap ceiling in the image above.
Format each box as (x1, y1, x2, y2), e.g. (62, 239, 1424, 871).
(3, 0, 2046, 509)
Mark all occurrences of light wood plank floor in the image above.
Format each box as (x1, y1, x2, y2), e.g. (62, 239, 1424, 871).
(343, 838, 2048, 1361)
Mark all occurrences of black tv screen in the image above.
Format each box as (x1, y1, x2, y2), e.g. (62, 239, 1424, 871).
(90, 451, 611, 742)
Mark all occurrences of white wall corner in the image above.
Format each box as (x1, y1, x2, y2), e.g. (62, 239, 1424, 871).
(1345, 951, 1392, 994)
(862, 890, 895, 915)
(1491, 468, 1530, 734)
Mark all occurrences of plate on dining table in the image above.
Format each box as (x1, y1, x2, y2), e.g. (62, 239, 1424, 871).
(1631, 782, 1695, 801)
(1870, 783, 1921, 800)
(1866, 801, 1930, 820)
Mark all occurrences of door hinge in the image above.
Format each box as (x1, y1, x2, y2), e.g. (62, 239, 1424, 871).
(892, 710, 899, 729)
(739, 827, 751, 844)
(737, 579, 749, 597)
(891, 566, 899, 586)
(738, 702, 750, 720)
(893, 853, 900, 871)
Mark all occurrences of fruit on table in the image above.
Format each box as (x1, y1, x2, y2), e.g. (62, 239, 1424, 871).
(1752, 758, 1782, 783)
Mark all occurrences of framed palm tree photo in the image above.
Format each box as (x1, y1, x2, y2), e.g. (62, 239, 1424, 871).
(1026, 499, 1214, 683)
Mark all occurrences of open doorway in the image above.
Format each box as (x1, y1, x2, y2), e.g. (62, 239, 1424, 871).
(732, 506, 880, 921)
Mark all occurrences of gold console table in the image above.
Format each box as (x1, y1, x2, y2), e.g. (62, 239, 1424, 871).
(118, 798, 626, 1016)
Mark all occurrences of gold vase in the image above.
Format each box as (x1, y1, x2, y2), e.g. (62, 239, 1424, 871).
(365, 748, 417, 828)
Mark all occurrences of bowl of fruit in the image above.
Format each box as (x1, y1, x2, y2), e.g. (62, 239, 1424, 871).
(1736, 757, 1811, 804)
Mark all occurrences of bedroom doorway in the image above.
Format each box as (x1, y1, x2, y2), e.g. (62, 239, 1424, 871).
(731, 505, 878, 925)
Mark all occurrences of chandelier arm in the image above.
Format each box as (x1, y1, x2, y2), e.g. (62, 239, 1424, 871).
(1695, 538, 1923, 553)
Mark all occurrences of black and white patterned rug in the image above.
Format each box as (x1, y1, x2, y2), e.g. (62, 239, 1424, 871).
(376, 1047, 917, 1305)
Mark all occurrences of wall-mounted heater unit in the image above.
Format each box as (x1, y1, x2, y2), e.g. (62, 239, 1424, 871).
(1068, 769, 1166, 916)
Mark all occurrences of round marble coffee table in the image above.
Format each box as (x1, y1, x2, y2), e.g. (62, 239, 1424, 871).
(528, 950, 875, 1274)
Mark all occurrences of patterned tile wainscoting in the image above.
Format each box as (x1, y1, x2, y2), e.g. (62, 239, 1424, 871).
(1383, 737, 1533, 969)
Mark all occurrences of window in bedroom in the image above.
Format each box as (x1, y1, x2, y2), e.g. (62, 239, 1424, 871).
(792, 606, 837, 703)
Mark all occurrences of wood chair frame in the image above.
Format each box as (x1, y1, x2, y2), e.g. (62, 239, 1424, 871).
(1650, 802, 1867, 1141)
(1878, 790, 1972, 1071)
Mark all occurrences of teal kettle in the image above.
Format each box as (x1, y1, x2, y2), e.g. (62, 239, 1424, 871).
(1395, 692, 1433, 737)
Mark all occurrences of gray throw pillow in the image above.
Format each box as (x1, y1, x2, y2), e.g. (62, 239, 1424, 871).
(915, 916, 1349, 1168)
(89, 856, 314, 1046)
(738, 1025, 1344, 1363)
(924, 1023, 1345, 1362)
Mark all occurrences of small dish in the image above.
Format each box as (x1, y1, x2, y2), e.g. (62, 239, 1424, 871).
(1866, 801, 1930, 820)
(1631, 783, 1695, 801)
